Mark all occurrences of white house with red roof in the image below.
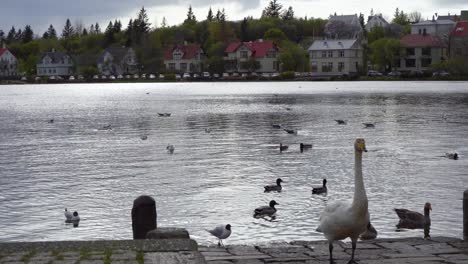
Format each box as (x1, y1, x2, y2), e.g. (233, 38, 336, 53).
(449, 21, 468, 59)
(224, 40, 280, 73)
(398, 34, 448, 71)
(163, 44, 204, 73)
(0, 46, 18, 77)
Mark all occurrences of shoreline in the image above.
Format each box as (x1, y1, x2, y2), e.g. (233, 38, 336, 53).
(0, 236, 466, 263)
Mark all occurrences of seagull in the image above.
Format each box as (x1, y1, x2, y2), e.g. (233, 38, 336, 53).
(167, 144, 175, 154)
(335, 120, 346, 125)
(207, 224, 231, 247)
(64, 208, 73, 222)
(264, 178, 284, 192)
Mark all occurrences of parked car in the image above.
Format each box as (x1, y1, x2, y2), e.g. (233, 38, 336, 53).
(21, 76, 28, 81)
(141, 73, 146, 79)
(93, 75, 99, 80)
(433, 71, 450, 76)
(116, 75, 123, 79)
(409, 70, 424, 77)
(387, 71, 401, 76)
(175, 74, 181, 80)
(193, 73, 200, 78)
(109, 75, 116, 80)
(125, 75, 131, 79)
(101, 75, 107, 79)
(159, 74, 165, 79)
(78, 75, 84, 80)
(241, 73, 248, 78)
(183, 73, 191, 79)
(222, 73, 230, 78)
(202, 72, 211, 78)
(149, 74, 156, 79)
(69, 76, 75, 80)
(271, 72, 280, 77)
(133, 74, 139, 79)
(261, 73, 270, 78)
(232, 72, 239, 77)
(367, 70, 383, 76)
(213, 73, 220, 78)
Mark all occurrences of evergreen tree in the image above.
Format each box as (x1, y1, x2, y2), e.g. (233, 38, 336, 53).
(215, 9, 221, 22)
(113, 20, 122, 33)
(15, 29, 22, 42)
(6, 26, 16, 43)
(136, 7, 151, 34)
(104, 21, 115, 46)
(161, 17, 167, 28)
(82, 28, 88, 36)
(62, 18, 74, 38)
(89, 24, 95, 34)
(95, 23, 101, 34)
(240, 18, 248, 41)
(47, 24, 57, 39)
(0, 30, 4, 42)
(220, 9, 226, 22)
(207, 7, 213, 22)
(262, 0, 283, 18)
(22, 25, 34, 43)
(281, 6, 294, 20)
(185, 5, 197, 23)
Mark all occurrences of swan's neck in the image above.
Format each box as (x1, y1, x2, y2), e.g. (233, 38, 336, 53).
(352, 150, 368, 211)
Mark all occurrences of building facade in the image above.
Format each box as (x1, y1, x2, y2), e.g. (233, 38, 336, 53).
(410, 19, 456, 40)
(449, 22, 468, 59)
(163, 44, 204, 73)
(366, 15, 389, 31)
(0, 48, 18, 77)
(224, 40, 280, 73)
(398, 34, 447, 71)
(97, 47, 138, 75)
(325, 14, 363, 39)
(36, 50, 74, 77)
(307, 39, 363, 76)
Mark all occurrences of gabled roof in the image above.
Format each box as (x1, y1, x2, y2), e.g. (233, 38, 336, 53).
(164, 44, 202, 60)
(37, 51, 71, 64)
(307, 39, 358, 51)
(225, 41, 278, 58)
(400, 34, 446, 47)
(98, 46, 133, 63)
(413, 19, 456, 26)
(0, 48, 15, 58)
(451, 22, 468, 37)
(328, 14, 359, 25)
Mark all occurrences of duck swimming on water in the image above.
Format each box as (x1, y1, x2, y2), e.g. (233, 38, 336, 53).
(254, 200, 278, 217)
(312, 179, 327, 194)
(264, 178, 284, 192)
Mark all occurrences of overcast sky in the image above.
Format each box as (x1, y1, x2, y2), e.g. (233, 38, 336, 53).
(0, 0, 465, 35)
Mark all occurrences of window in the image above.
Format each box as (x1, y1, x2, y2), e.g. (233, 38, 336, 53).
(421, 58, 432, 67)
(240, 51, 248, 58)
(405, 59, 416, 67)
(339, 51, 345, 57)
(422, 47, 431, 56)
(267, 50, 276, 58)
(328, 62, 333, 71)
(328, 51, 333, 58)
(310, 62, 318, 72)
(406, 48, 415, 56)
(338, 62, 345, 72)
(321, 62, 329, 72)
(173, 51, 182, 60)
(169, 63, 176, 71)
(180, 63, 187, 72)
(322, 51, 327, 58)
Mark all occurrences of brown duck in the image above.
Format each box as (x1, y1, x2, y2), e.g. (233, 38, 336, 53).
(394, 202, 432, 238)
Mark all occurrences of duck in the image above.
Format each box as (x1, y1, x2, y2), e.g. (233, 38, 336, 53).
(272, 124, 282, 129)
(363, 123, 375, 128)
(64, 208, 73, 222)
(140, 135, 148, 140)
(48, 119, 54, 123)
(335, 119, 346, 125)
(316, 138, 369, 264)
(254, 200, 278, 217)
(283, 128, 297, 134)
(300, 143, 312, 152)
(71, 211, 80, 222)
(312, 179, 327, 194)
(279, 143, 289, 152)
(98, 124, 112, 130)
(394, 202, 432, 238)
(264, 178, 284, 192)
(445, 153, 458, 160)
(166, 144, 175, 154)
(359, 222, 378, 240)
(205, 128, 211, 133)
(207, 224, 231, 247)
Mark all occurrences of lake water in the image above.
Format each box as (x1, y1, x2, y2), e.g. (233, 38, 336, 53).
(0, 81, 467, 245)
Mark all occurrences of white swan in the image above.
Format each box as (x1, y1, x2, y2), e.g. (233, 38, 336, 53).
(316, 138, 369, 264)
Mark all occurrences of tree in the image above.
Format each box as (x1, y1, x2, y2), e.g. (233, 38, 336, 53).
(207, 7, 214, 22)
(185, 5, 197, 24)
(6, 26, 16, 43)
(240, 18, 249, 41)
(161, 17, 168, 28)
(104, 21, 115, 47)
(94, 23, 101, 34)
(82, 28, 88, 36)
(22, 25, 34, 43)
(264, 28, 287, 43)
(281, 6, 294, 20)
(368, 26, 385, 44)
(369, 37, 400, 71)
(393, 8, 409, 26)
(136, 7, 151, 34)
(359, 13, 367, 37)
(45, 24, 57, 39)
(408, 11, 422, 23)
(62, 18, 74, 38)
(262, 0, 283, 18)
(113, 20, 122, 33)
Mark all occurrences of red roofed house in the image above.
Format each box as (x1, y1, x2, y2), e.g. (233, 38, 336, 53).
(163, 44, 204, 73)
(0, 45, 19, 77)
(224, 40, 280, 73)
(449, 22, 468, 59)
(398, 34, 448, 71)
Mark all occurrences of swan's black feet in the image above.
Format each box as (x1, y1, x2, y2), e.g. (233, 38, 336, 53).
(347, 259, 359, 264)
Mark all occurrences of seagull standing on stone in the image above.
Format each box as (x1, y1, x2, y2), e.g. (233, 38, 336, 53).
(207, 224, 231, 247)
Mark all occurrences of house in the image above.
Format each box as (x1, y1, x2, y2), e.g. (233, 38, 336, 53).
(366, 14, 389, 31)
(97, 47, 138, 75)
(163, 44, 204, 73)
(410, 18, 456, 40)
(398, 34, 447, 71)
(461, 10, 468, 21)
(36, 50, 74, 77)
(436, 13, 458, 21)
(307, 39, 363, 76)
(449, 21, 468, 59)
(325, 14, 363, 39)
(0, 47, 18, 77)
(224, 40, 280, 73)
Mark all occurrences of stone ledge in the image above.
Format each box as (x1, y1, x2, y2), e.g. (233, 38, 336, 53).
(146, 227, 190, 239)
